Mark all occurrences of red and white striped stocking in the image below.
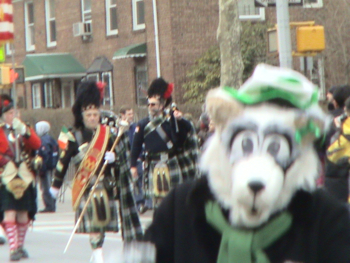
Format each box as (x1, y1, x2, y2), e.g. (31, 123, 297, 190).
(2, 222, 18, 252)
(17, 222, 29, 248)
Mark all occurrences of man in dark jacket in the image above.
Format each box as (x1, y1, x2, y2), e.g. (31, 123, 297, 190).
(35, 121, 57, 213)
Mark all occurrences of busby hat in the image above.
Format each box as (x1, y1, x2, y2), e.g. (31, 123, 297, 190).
(72, 80, 105, 129)
(0, 94, 13, 117)
(148, 77, 174, 107)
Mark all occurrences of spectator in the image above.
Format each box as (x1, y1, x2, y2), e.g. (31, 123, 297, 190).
(35, 121, 58, 213)
(325, 96, 350, 203)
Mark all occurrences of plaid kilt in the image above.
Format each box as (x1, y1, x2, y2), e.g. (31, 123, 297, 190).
(75, 186, 119, 233)
(115, 132, 143, 241)
(0, 183, 37, 222)
(143, 156, 182, 199)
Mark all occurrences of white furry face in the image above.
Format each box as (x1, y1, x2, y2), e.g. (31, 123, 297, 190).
(201, 105, 319, 228)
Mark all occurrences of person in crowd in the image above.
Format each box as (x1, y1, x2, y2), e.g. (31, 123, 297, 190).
(326, 86, 337, 112)
(130, 78, 199, 209)
(0, 94, 41, 261)
(49, 81, 142, 263)
(119, 105, 136, 143)
(35, 121, 58, 213)
(325, 96, 350, 203)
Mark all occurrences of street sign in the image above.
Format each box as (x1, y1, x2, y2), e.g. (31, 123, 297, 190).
(255, 0, 302, 7)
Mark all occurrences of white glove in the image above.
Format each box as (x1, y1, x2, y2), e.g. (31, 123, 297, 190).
(49, 187, 59, 199)
(12, 118, 27, 135)
(104, 151, 115, 164)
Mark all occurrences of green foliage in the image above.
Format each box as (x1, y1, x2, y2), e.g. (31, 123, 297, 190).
(183, 46, 221, 103)
(183, 22, 269, 103)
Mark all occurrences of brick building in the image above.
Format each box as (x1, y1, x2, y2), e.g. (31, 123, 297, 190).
(6, 0, 341, 110)
(7, 0, 219, 110)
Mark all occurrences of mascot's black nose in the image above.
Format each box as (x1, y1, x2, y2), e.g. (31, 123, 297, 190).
(248, 181, 265, 194)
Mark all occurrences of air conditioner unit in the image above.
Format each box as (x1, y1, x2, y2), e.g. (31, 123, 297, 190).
(73, 22, 92, 37)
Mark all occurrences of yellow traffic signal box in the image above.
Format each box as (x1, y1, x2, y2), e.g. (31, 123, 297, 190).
(296, 26, 325, 53)
(0, 65, 10, 85)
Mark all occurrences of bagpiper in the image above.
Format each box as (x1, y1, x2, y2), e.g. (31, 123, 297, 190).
(130, 77, 200, 210)
(0, 94, 41, 261)
(50, 81, 142, 263)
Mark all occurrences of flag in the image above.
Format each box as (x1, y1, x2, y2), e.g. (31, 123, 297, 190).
(57, 126, 75, 150)
(0, 0, 13, 44)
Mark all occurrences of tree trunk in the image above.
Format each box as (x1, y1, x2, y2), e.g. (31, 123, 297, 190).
(217, 0, 244, 88)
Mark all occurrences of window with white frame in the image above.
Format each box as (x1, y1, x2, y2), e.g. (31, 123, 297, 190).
(82, 0, 92, 22)
(5, 43, 13, 56)
(44, 80, 54, 108)
(132, 0, 145, 30)
(106, 0, 118, 36)
(45, 0, 56, 47)
(135, 66, 147, 106)
(303, 0, 323, 8)
(25, 1, 35, 51)
(32, 83, 41, 109)
(238, 0, 265, 21)
(102, 72, 113, 107)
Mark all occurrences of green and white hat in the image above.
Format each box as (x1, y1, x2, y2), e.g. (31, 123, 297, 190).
(224, 64, 319, 110)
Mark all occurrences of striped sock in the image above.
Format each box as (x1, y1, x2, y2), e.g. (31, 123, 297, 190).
(2, 222, 17, 252)
(17, 222, 29, 248)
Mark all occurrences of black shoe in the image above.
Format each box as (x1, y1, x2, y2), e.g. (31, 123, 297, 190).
(39, 208, 55, 213)
(139, 204, 149, 214)
(10, 250, 21, 261)
(17, 247, 29, 258)
(0, 236, 6, 245)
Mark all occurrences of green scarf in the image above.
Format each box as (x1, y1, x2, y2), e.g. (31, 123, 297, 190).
(205, 201, 292, 263)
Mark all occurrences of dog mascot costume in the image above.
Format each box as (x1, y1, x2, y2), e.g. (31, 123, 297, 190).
(144, 64, 350, 263)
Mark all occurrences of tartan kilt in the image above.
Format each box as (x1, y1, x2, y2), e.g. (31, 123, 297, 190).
(0, 183, 37, 222)
(75, 185, 119, 233)
(143, 156, 182, 199)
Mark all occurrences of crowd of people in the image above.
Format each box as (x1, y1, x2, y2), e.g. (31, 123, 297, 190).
(0, 77, 203, 262)
(2, 71, 350, 262)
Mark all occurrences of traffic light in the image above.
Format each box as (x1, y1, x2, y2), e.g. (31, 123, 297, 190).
(296, 26, 325, 53)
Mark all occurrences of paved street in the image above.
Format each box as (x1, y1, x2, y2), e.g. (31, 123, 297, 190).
(0, 187, 153, 263)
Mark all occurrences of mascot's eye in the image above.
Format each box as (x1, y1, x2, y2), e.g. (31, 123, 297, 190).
(242, 138, 254, 154)
(262, 135, 290, 161)
(230, 131, 258, 160)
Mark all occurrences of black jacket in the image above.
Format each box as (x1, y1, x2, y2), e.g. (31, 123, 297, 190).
(145, 177, 350, 263)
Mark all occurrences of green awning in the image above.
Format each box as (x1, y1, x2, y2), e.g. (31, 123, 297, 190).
(113, 43, 147, 60)
(23, 53, 86, 81)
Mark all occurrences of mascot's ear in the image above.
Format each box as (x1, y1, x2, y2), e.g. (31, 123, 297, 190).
(294, 107, 332, 144)
(205, 87, 242, 132)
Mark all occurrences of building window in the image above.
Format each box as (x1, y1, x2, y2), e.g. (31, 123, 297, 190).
(135, 66, 147, 106)
(32, 83, 41, 109)
(61, 80, 74, 108)
(238, 0, 265, 21)
(45, 0, 56, 47)
(132, 0, 145, 31)
(106, 0, 118, 36)
(82, 0, 92, 22)
(303, 0, 323, 8)
(44, 80, 54, 108)
(101, 72, 113, 108)
(5, 43, 13, 56)
(25, 1, 35, 51)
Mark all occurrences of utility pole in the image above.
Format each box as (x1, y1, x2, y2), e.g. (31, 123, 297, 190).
(276, 0, 293, 69)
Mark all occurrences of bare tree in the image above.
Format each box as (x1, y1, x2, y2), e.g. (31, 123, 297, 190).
(217, 0, 244, 88)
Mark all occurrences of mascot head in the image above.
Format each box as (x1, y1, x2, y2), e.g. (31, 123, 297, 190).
(201, 64, 330, 228)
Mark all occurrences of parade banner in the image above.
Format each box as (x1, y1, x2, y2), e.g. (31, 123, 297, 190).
(0, 0, 14, 44)
(71, 125, 110, 210)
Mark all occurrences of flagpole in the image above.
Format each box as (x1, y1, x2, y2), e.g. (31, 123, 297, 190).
(10, 43, 19, 162)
